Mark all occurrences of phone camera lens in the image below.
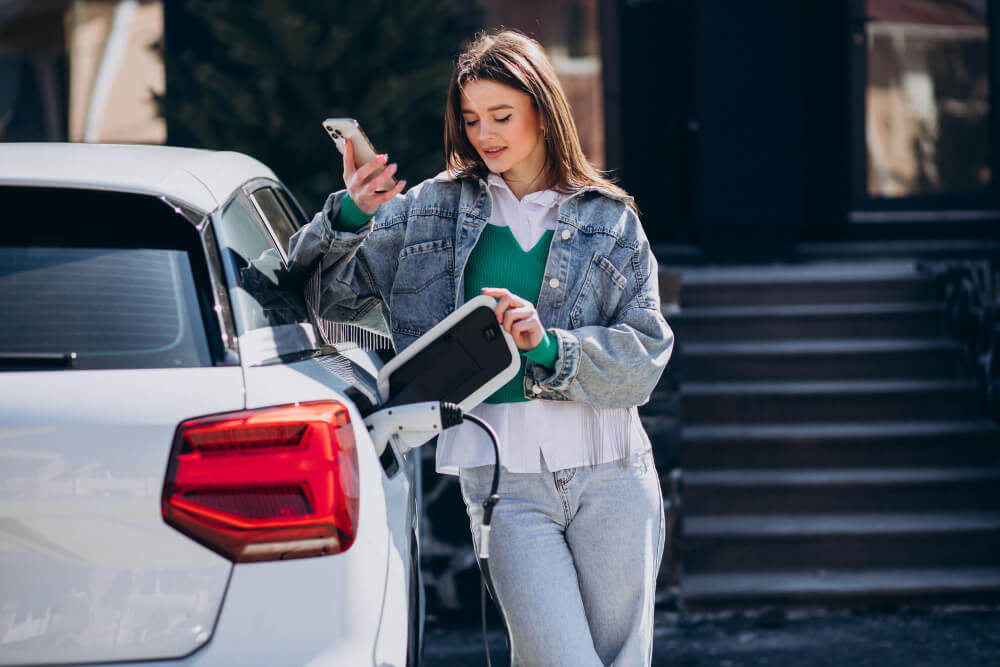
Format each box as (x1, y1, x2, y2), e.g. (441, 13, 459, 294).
(483, 327, 497, 342)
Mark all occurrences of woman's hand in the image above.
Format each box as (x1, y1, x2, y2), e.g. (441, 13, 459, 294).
(481, 287, 546, 351)
(342, 138, 406, 215)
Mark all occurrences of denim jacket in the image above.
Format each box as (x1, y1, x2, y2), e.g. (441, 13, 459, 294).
(286, 173, 673, 408)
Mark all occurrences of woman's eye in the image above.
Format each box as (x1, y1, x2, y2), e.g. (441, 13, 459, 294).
(496, 114, 512, 123)
(464, 119, 478, 127)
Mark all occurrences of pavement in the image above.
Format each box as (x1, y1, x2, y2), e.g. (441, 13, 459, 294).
(422, 604, 1000, 666)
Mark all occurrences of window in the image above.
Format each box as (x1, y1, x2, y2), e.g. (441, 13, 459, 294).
(0, 248, 211, 370)
(248, 186, 301, 259)
(214, 196, 310, 336)
(0, 186, 216, 370)
(864, 0, 990, 198)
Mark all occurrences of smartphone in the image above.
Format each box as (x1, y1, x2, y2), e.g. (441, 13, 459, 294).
(323, 118, 398, 193)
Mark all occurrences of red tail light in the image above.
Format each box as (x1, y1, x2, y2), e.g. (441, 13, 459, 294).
(162, 402, 358, 562)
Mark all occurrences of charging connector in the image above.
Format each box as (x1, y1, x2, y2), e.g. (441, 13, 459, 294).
(364, 401, 448, 458)
(364, 402, 501, 558)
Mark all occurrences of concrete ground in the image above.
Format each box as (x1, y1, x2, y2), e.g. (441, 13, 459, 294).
(422, 604, 1000, 666)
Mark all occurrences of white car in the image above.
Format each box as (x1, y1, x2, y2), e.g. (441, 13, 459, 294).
(0, 143, 423, 666)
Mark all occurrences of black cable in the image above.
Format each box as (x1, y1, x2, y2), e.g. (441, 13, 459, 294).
(482, 576, 491, 667)
(440, 405, 504, 667)
(462, 413, 501, 525)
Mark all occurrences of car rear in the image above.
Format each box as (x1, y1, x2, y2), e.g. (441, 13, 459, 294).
(0, 172, 407, 665)
(0, 184, 245, 664)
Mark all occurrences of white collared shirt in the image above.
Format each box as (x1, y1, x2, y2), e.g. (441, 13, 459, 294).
(484, 172, 563, 251)
(434, 173, 651, 475)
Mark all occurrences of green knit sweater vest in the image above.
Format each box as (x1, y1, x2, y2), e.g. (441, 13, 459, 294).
(464, 224, 556, 403)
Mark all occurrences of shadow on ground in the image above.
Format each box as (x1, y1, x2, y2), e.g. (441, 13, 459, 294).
(422, 604, 1000, 666)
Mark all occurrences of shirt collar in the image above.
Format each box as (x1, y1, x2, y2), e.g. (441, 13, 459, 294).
(487, 172, 566, 209)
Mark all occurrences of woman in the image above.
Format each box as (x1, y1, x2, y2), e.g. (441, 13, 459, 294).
(288, 30, 672, 666)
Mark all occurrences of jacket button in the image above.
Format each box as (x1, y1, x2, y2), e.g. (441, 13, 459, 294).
(561, 229, 571, 240)
(531, 384, 542, 394)
(549, 278, 560, 288)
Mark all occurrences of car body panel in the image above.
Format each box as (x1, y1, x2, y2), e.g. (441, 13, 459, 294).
(240, 359, 411, 666)
(0, 368, 244, 665)
(0, 143, 277, 214)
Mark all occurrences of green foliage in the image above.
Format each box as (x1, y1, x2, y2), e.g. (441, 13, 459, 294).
(159, 0, 463, 212)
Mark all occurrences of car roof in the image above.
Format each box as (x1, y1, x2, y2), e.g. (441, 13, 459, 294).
(0, 143, 280, 213)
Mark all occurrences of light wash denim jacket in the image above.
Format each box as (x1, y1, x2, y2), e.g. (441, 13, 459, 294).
(286, 173, 674, 408)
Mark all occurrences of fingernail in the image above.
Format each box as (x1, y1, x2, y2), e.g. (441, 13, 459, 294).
(377, 154, 388, 163)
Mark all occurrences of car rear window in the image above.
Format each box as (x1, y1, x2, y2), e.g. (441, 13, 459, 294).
(0, 186, 217, 370)
(0, 247, 212, 370)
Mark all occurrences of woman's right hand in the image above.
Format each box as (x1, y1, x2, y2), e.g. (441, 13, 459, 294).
(343, 138, 406, 215)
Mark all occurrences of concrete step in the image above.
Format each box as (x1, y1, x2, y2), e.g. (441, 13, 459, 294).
(654, 239, 1000, 264)
(672, 262, 937, 308)
(683, 467, 1000, 515)
(668, 302, 945, 342)
(678, 338, 967, 381)
(680, 420, 1000, 469)
(680, 567, 1000, 608)
(682, 512, 1000, 573)
(676, 379, 987, 424)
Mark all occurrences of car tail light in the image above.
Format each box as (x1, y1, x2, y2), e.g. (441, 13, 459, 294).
(162, 402, 358, 562)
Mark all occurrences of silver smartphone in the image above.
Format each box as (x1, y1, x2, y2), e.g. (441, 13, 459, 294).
(323, 118, 398, 193)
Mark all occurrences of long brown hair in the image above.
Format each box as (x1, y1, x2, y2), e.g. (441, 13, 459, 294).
(444, 30, 634, 208)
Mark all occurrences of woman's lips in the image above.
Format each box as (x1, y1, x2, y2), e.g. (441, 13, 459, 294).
(483, 147, 507, 160)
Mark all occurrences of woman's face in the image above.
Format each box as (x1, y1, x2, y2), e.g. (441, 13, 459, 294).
(460, 79, 546, 187)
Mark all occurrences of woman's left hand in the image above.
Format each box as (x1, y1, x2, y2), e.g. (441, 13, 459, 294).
(481, 287, 545, 351)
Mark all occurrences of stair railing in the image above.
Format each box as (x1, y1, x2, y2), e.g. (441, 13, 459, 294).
(932, 260, 1000, 421)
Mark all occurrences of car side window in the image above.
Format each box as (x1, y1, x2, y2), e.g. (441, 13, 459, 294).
(243, 183, 393, 354)
(214, 196, 309, 336)
(248, 187, 301, 261)
(272, 186, 308, 226)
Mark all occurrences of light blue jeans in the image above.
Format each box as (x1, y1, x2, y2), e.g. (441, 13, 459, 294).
(458, 449, 665, 666)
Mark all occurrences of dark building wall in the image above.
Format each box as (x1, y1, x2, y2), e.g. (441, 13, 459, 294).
(800, 1, 852, 234)
(614, 0, 811, 243)
(694, 0, 802, 232)
(617, 0, 697, 243)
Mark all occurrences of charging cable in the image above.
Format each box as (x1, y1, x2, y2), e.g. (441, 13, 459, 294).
(461, 412, 502, 667)
(462, 413, 500, 558)
(364, 401, 503, 666)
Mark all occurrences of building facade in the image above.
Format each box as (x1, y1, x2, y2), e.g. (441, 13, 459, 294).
(603, 0, 1000, 246)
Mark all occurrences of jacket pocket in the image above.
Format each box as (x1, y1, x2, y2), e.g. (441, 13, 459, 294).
(389, 238, 455, 336)
(569, 252, 627, 328)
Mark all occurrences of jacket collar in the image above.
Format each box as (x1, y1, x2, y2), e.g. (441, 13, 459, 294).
(562, 183, 634, 206)
(442, 171, 633, 224)
(436, 169, 632, 202)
